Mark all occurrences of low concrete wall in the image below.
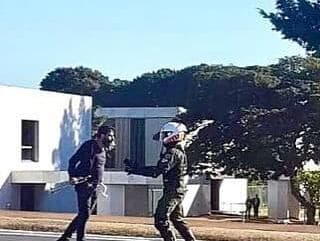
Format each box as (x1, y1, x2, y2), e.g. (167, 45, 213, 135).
(219, 178, 247, 214)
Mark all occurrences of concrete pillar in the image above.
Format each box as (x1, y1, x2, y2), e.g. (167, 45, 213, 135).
(288, 189, 300, 219)
(124, 185, 149, 216)
(268, 180, 288, 220)
(183, 184, 211, 216)
(267, 180, 299, 220)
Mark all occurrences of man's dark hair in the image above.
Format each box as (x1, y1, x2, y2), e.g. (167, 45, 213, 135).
(97, 125, 114, 135)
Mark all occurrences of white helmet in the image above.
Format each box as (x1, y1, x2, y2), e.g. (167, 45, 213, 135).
(159, 122, 187, 145)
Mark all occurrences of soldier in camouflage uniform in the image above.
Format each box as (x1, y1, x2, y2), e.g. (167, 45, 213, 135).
(125, 122, 196, 241)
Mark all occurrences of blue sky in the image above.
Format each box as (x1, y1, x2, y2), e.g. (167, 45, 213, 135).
(0, 0, 305, 89)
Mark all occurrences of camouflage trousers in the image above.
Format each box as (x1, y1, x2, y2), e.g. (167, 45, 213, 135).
(154, 193, 196, 241)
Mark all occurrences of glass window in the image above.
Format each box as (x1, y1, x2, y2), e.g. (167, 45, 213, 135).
(21, 120, 39, 162)
(130, 119, 145, 167)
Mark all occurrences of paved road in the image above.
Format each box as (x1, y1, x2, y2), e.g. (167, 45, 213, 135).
(0, 229, 169, 241)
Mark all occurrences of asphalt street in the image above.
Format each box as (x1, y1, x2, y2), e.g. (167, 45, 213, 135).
(0, 229, 169, 241)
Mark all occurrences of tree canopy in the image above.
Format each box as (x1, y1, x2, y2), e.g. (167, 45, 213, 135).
(260, 0, 320, 56)
(40, 66, 112, 96)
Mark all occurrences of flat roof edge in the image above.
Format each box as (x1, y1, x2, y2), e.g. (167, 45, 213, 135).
(96, 106, 186, 118)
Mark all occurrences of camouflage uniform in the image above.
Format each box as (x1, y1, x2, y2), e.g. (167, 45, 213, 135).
(127, 145, 196, 241)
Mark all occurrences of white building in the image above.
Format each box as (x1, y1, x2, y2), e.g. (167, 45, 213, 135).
(0, 85, 92, 212)
(0, 86, 247, 217)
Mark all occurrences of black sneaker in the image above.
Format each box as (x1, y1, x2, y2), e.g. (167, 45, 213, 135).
(56, 237, 70, 241)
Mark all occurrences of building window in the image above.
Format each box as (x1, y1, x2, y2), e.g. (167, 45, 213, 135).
(104, 118, 145, 170)
(21, 120, 39, 161)
(130, 119, 145, 167)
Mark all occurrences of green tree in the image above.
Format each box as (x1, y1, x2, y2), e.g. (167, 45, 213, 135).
(294, 171, 320, 224)
(260, 0, 320, 56)
(186, 57, 320, 224)
(40, 66, 111, 96)
(40, 66, 123, 133)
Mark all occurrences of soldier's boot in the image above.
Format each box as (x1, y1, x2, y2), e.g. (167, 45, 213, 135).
(155, 220, 177, 241)
(159, 230, 176, 241)
(180, 229, 196, 241)
(171, 220, 196, 241)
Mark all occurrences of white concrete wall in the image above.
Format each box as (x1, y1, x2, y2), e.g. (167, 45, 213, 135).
(124, 185, 149, 216)
(183, 184, 211, 216)
(0, 85, 92, 210)
(268, 180, 299, 220)
(268, 180, 279, 219)
(288, 185, 300, 219)
(268, 180, 289, 220)
(98, 185, 125, 215)
(219, 178, 247, 214)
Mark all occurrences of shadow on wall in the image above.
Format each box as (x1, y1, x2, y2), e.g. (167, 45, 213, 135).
(78, 97, 91, 144)
(35, 185, 77, 213)
(187, 185, 210, 217)
(0, 175, 20, 210)
(53, 97, 91, 171)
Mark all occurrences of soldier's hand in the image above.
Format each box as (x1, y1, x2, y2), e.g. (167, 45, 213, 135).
(123, 158, 138, 175)
(123, 158, 131, 166)
(124, 166, 135, 175)
(124, 165, 137, 175)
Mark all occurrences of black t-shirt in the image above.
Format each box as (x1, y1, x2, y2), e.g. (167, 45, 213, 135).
(68, 140, 106, 184)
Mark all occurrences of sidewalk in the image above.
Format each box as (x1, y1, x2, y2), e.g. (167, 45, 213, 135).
(0, 210, 319, 241)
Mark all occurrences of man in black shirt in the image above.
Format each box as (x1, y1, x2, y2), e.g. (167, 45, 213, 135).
(57, 125, 115, 241)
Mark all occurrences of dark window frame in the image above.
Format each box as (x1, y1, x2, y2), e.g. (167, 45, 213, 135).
(130, 118, 145, 167)
(21, 120, 39, 162)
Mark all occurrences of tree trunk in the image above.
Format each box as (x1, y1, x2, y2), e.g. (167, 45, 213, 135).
(306, 205, 316, 225)
(289, 178, 316, 225)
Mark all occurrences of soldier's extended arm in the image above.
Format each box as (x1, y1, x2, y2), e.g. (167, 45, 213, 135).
(124, 150, 178, 178)
(181, 120, 213, 149)
(128, 166, 161, 177)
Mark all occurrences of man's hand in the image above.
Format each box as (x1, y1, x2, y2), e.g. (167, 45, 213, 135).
(69, 177, 78, 185)
(69, 175, 91, 185)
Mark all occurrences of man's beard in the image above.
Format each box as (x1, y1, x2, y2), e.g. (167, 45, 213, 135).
(103, 139, 116, 152)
